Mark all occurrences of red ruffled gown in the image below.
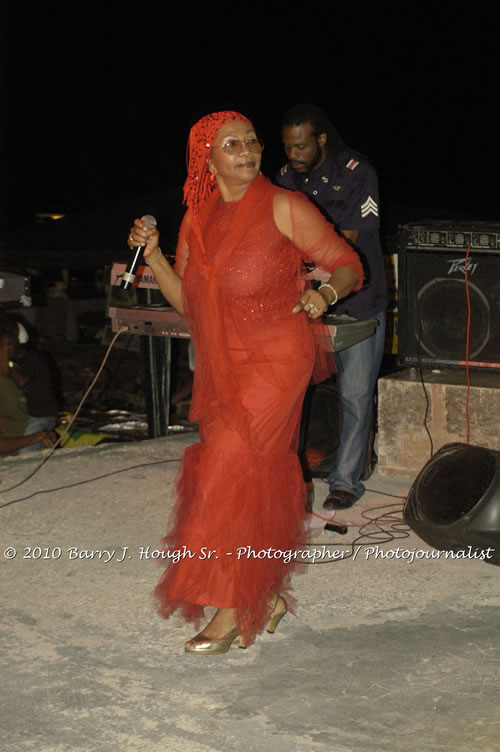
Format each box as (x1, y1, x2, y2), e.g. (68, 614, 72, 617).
(154, 175, 362, 644)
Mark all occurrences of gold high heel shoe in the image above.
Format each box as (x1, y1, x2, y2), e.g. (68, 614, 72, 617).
(266, 595, 288, 634)
(184, 626, 245, 654)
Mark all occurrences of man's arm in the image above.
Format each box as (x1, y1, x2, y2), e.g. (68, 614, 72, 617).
(0, 431, 55, 454)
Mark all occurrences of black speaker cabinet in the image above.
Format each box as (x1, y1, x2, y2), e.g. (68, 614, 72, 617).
(298, 378, 376, 480)
(404, 443, 500, 564)
(398, 221, 500, 370)
(299, 379, 340, 477)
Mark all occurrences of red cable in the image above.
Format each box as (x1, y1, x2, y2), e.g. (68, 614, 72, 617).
(464, 244, 472, 444)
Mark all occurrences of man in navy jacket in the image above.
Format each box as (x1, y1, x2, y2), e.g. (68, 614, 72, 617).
(276, 104, 387, 509)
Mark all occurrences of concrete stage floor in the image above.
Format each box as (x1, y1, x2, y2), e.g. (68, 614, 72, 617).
(1, 435, 499, 752)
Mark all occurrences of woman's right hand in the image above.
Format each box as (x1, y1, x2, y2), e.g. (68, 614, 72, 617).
(127, 217, 184, 314)
(128, 218, 161, 261)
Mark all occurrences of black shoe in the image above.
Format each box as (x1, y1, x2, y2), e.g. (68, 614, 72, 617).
(322, 489, 358, 511)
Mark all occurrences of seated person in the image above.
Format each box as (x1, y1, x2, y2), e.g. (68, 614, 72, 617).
(9, 319, 59, 453)
(0, 313, 56, 455)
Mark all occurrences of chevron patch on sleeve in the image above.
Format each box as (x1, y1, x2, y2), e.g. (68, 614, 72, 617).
(361, 195, 379, 218)
(346, 159, 359, 170)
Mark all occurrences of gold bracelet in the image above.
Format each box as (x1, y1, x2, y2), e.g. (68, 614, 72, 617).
(145, 248, 163, 266)
(318, 283, 338, 306)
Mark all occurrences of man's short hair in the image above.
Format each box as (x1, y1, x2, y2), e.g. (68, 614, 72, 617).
(281, 103, 347, 154)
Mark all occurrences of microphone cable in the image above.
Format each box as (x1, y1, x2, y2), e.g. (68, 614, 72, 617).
(0, 456, 182, 509)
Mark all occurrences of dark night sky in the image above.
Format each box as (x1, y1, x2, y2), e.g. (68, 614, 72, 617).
(7, 4, 499, 233)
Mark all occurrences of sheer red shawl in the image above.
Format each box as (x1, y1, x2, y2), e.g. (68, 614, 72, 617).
(183, 174, 279, 450)
(177, 174, 363, 450)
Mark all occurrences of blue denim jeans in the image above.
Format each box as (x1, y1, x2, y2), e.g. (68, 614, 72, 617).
(327, 311, 386, 499)
(18, 415, 57, 454)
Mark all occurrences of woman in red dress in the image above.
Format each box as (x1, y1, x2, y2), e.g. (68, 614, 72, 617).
(128, 111, 363, 653)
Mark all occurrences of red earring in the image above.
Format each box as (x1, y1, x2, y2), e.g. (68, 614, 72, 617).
(209, 171, 216, 182)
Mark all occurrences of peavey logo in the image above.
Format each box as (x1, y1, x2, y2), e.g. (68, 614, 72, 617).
(448, 258, 478, 276)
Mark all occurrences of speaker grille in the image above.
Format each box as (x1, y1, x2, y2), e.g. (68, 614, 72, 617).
(417, 279, 490, 358)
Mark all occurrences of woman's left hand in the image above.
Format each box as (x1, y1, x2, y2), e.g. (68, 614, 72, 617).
(293, 288, 330, 319)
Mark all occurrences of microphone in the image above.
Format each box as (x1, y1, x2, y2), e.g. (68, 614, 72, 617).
(121, 214, 157, 290)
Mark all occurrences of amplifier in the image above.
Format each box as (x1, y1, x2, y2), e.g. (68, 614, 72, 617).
(403, 222, 500, 252)
(398, 221, 500, 370)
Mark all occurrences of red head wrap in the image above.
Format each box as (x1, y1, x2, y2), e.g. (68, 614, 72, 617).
(183, 110, 252, 216)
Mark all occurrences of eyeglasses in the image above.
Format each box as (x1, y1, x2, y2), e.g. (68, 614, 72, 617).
(212, 137, 264, 155)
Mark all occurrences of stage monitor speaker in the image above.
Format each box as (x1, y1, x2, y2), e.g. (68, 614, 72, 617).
(300, 379, 340, 477)
(404, 443, 500, 564)
(299, 378, 376, 480)
(398, 221, 500, 370)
